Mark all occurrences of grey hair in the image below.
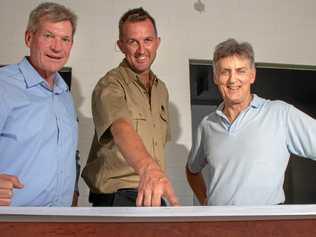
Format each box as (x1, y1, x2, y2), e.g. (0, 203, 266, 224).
(26, 2, 77, 36)
(213, 38, 255, 73)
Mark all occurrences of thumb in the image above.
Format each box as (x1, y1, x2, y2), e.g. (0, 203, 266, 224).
(0, 174, 24, 189)
(165, 187, 180, 206)
(12, 177, 24, 189)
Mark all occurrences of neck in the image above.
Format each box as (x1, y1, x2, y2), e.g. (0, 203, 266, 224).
(139, 72, 152, 91)
(27, 57, 55, 89)
(37, 73, 55, 90)
(223, 94, 253, 123)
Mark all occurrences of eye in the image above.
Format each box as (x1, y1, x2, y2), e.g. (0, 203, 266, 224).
(220, 70, 230, 76)
(43, 32, 54, 39)
(62, 37, 71, 43)
(237, 68, 247, 74)
(127, 39, 137, 46)
(144, 37, 153, 43)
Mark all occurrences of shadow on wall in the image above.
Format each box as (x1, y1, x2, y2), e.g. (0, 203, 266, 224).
(71, 76, 94, 206)
(165, 102, 192, 205)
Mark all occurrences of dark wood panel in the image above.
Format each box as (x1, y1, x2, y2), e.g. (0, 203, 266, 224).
(1, 219, 316, 237)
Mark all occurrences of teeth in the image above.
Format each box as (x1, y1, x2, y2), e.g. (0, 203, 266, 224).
(228, 86, 240, 90)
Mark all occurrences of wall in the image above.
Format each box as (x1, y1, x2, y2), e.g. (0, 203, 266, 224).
(1, 0, 316, 206)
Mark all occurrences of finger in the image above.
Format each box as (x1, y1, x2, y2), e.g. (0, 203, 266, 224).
(0, 198, 11, 206)
(0, 188, 13, 198)
(0, 180, 14, 189)
(143, 189, 152, 207)
(11, 177, 24, 189)
(151, 189, 162, 207)
(136, 190, 144, 207)
(164, 186, 180, 206)
(0, 174, 24, 189)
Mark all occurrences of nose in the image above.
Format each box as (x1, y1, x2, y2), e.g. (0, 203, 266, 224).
(136, 42, 145, 54)
(227, 71, 237, 84)
(50, 38, 62, 52)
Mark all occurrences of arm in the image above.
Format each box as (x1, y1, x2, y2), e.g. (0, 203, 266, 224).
(186, 165, 207, 205)
(111, 118, 179, 207)
(0, 174, 24, 206)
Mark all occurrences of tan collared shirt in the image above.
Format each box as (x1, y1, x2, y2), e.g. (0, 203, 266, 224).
(82, 60, 170, 193)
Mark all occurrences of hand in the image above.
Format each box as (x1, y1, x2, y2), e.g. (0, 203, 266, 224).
(0, 174, 24, 206)
(136, 162, 180, 207)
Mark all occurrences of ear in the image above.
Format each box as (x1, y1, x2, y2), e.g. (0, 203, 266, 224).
(250, 67, 256, 84)
(213, 66, 219, 85)
(117, 40, 125, 54)
(156, 36, 161, 48)
(25, 31, 32, 48)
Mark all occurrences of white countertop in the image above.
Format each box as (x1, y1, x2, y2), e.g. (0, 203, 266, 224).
(1, 205, 316, 222)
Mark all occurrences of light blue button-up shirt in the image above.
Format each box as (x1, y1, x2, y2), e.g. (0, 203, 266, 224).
(188, 94, 316, 205)
(0, 57, 78, 206)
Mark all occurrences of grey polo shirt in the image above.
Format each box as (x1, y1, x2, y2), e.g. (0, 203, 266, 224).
(187, 94, 316, 205)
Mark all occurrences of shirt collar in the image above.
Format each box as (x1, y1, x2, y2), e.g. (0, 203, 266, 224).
(119, 59, 158, 87)
(216, 94, 265, 115)
(18, 57, 69, 94)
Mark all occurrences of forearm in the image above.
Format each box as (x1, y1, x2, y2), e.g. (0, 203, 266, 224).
(110, 118, 159, 175)
(186, 165, 207, 205)
(110, 118, 179, 206)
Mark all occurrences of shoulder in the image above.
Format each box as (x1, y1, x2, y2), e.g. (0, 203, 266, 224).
(0, 65, 25, 96)
(157, 78, 168, 90)
(94, 66, 124, 92)
(198, 110, 218, 130)
(0, 64, 21, 84)
(262, 98, 292, 113)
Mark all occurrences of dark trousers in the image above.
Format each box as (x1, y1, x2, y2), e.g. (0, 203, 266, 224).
(89, 189, 167, 207)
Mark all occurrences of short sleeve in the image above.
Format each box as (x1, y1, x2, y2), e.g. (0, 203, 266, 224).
(187, 120, 208, 173)
(286, 104, 316, 159)
(92, 74, 131, 143)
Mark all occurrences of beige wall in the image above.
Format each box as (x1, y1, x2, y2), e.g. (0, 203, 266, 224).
(1, 0, 316, 206)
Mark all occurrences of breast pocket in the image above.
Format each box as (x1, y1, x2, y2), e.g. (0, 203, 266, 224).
(130, 110, 147, 132)
(159, 105, 169, 143)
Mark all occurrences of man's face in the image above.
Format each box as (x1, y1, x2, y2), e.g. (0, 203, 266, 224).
(25, 18, 73, 79)
(214, 55, 256, 107)
(117, 19, 160, 75)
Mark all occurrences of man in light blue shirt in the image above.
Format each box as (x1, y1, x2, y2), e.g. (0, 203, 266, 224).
(186, 38, 316, 205)
(0, 2, 78, 206)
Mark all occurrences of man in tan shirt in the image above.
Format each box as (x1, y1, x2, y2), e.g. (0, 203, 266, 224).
(82, 7, 179, 207)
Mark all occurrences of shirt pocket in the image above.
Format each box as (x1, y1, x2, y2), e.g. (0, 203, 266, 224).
(160, 105, 168, 122)
(130, 109, 147, 132)
(159, 104, 169, 143)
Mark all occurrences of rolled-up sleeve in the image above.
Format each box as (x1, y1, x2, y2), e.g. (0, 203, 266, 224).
(92, 74, 131, 143)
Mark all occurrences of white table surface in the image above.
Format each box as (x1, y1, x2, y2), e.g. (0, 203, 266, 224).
(1, 205, 316, 222)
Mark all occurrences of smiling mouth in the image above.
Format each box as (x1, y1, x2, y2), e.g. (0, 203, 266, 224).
(227, 85, 241, 91)
(136, 56, 147, 62)
(46, 54, 63, 60)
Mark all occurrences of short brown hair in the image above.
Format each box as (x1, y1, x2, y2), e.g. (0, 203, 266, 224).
(119, 7, 157, 39)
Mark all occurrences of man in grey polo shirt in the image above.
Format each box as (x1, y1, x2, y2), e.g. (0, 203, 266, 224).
(186, 38, 316, 205)
(82, 7, 178, 207)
